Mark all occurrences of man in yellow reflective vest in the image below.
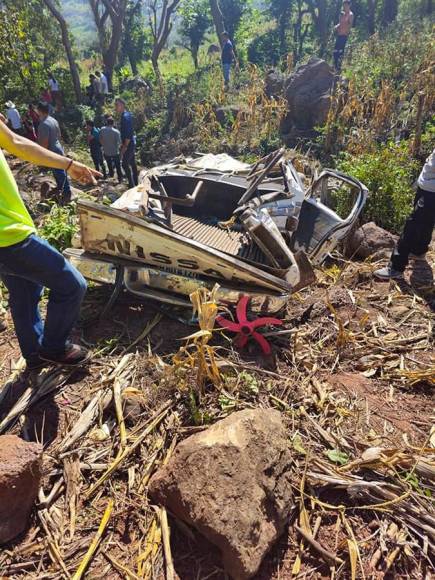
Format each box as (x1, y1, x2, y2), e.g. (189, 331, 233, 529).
(0, 115, 100, 369)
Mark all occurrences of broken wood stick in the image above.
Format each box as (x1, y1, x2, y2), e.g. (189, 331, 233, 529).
(160, 507, 175, 580)
(295, 524, 344, 566)
(85, 401, 172, 498)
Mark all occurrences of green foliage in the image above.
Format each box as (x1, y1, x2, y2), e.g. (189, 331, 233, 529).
(219, 0, 252, 40)
(40, 204, 78, 251)
(247, 28, 281, 66)
(0, 0, 63, 103)
(179, 0, 212, 68)
(120, 0, 153, 75)
(337, 142, 419, 233)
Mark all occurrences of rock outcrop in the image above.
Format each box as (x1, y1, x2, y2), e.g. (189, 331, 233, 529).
(346, 222, 397, 259)
(149, 409, 295, 580)
(265, 69, 285, 98)
(280, 57, 335, 139)
(0, 435, 43, 544)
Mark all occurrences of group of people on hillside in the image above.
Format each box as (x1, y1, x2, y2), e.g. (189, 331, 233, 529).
(85, 98, 138, 188)
(86, 70, 110, 108)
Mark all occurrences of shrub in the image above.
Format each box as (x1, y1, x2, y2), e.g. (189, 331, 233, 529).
(247, 29, 281, 67)
(336, 142, 420, 233)
(40, 204, 78, 252)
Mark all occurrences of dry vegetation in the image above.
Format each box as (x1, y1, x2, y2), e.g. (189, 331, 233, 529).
(0, 220, 433, 578)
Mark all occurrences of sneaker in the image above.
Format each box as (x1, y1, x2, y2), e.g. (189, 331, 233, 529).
(409, 253, 427, 261)
(40, 344, 91, 367)
(373, 266, 404, 280)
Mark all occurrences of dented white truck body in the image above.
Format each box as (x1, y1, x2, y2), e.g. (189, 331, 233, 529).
(66, 151, 368, 313)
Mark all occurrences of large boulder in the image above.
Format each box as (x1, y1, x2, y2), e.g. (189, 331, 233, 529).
(281, 57, 335, 138)
(346, 222, 397, 260)
(265, 69, 285, 98)
(0, 435, 43, 544)
(149, 409, 294, 580)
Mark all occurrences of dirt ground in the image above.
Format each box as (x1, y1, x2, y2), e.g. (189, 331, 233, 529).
(0, 162, 433, 579)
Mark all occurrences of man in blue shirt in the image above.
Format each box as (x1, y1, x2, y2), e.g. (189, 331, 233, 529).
(221, 32, 235, 90)
(115, 98, 138, 188)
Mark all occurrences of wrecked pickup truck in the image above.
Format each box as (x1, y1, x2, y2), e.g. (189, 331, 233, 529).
(65, 149, 368, 314)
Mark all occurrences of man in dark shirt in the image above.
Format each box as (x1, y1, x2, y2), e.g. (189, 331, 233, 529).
(221, 31, 235, 89)
(85, 120, 107, 178)
(115, 98, 138, 188)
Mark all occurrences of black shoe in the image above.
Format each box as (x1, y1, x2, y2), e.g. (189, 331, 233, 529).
(40, 344, 91, 367)
(26, 356, 47, 371)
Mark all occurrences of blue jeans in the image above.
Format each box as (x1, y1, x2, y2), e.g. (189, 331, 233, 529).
(222, 63, 231, 85)
(52, 143, 71, 200)
(0, 234, 87, 364)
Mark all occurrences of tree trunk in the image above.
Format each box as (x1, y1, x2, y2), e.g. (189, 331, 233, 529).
(209, 0, 225, 47)
(128, 53, 139, 76)
(103, 14, 124, 86)
(381, 0, 398, 27)
(192, 45, 199, 69)
(42, 0, 82, 103)
(367, 0, 378, 34)
(306, 0, 329, 57)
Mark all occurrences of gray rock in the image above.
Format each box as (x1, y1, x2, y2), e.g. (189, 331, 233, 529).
(346, 222, 397, 260)
(0, 435, 43, 544)
(265, 69, 285, 98)
(149, 409, 295, 580)
(281, 57, 335, 135)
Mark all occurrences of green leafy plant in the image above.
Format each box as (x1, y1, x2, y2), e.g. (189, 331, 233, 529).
(40, 204, 78, 252)
(337, 141, 419, 233)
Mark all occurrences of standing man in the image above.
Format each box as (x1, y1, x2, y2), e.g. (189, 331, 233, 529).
(85, 120, 107, 178)
(333, 0, 354, 71)
(5, 102, 23, 135)
(374, 149, 435, 280)
(96, 71, 109, 99)
(221, 32, 235, 90)
(36, 102, 72, 203)
(0, 114, 100, 369)
(48, 73, 62, 110)
(100, 117, 123, 183)
(115, 98, 138, 189)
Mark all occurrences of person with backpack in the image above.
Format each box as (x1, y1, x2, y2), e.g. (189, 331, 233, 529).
(85, 119, 107, 178)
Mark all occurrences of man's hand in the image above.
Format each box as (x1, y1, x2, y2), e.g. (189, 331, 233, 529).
(68, 160, 101, 185)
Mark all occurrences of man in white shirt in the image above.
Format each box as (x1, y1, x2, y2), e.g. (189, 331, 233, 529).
(375, 149, 435, 279)
(48, 73, 62, 110)
(5, 102, 22, 134)
(97, 71, 109, 95)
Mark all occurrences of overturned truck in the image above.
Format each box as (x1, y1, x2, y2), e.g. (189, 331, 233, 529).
(65, 150, 368, 314)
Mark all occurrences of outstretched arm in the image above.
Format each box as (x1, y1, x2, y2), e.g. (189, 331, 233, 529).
(0, 117, 101, 185)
